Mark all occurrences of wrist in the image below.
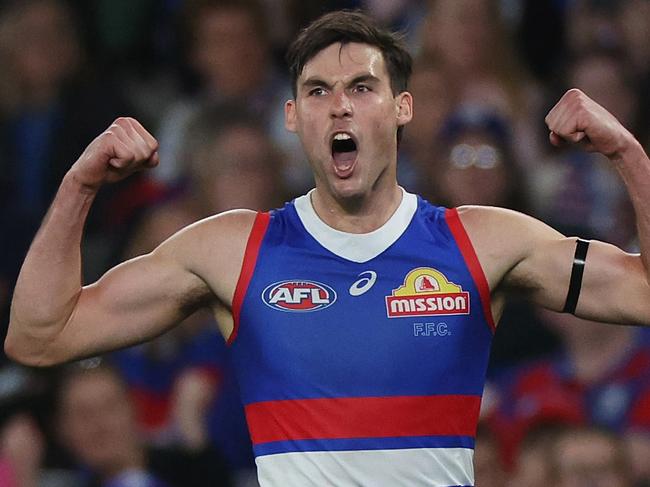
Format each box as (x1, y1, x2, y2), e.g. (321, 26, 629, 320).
(610, 134, 645, 166)
(63, 169, 102, 196)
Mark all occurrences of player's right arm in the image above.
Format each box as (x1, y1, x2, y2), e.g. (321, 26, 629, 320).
(4, 118, 250, 366)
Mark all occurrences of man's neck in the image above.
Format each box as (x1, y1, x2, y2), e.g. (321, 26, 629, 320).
(310, 183, 403, 234)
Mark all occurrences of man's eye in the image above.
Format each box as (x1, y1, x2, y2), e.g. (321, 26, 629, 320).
(309, 87, 326, 96)
(355, 84, 370, 93)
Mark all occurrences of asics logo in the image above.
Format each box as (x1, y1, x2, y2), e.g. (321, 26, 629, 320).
(349, 271, 377, 297)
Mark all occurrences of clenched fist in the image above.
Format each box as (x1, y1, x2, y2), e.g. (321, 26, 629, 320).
(545, 88, 637, 161)
(68, 117, 159, 191)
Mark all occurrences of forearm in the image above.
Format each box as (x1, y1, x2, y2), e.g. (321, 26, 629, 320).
(5, 172, 97, 364)
(614, 138, 650, 275)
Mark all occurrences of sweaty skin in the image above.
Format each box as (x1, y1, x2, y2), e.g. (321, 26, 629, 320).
(5, 45, 650, 367)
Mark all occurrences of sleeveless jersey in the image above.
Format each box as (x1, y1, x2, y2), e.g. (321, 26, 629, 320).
(228, 190, 495, 487)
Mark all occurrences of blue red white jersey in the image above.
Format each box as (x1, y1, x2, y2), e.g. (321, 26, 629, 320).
(228, 189, 496, 486)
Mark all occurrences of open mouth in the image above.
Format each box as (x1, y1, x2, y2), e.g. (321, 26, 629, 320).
(331, 133, 358, 177)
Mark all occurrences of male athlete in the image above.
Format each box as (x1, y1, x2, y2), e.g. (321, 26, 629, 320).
(5, 10, 650, 487)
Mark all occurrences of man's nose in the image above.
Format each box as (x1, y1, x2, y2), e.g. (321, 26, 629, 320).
(329, 90, 352, 118)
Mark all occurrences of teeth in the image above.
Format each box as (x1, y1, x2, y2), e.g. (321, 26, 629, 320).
(334, 133, 351, 140)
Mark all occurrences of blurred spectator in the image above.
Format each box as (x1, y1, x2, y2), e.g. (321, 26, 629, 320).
(398, 56, 454, 192)
(0, 414, 44, 487)
(0, 0, 156, 296)
(618, 0, 650, 151)
(154, 0, 303, 192)
(433, 105, 526, 210)
(0, 0, 115, 216)
(56, 361, 232, 487)
(491, 310, 650, 476)
(617, 0, 650, 81)
(507, 423, 563, 487)
(560, 0, 650, 152)
(110, 321, 256, 478)
(549, 425, 633, 487)
(473, 422, 507, 487)
(125, 102, 287, 257)
(565, 0, 623, 55)
(417, 0, 530, 115)
(360, 0, 426, 33)
(416, 0, 546, 170)
(626, 431, 650, 486)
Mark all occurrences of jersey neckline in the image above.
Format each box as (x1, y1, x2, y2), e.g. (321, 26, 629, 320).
(293, 188, 418, 263)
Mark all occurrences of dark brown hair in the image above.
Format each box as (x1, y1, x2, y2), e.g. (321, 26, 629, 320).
(286, 10, 412, 98)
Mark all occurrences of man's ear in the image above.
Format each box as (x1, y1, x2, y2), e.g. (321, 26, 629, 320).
(285, 99, 297, 133)
(396, 91, 413, 126)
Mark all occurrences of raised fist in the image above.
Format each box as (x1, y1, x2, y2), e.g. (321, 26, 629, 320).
(69, 117, 159, 190)
(545, 88, 636, 160)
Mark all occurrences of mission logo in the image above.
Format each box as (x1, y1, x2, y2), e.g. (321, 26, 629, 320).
(385, 267, 470, 318)
(262, 280, 336, 312)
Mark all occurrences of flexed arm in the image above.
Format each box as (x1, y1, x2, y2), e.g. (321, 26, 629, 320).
(460, 89, 650, 326)
(4, 118, 218, 366)
(545, 89, 650, 274)
(5, 118, 158, 364)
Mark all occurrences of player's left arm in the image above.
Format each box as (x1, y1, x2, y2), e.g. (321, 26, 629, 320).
(465, 89, 650, 325)
(469, 208, 650, 325)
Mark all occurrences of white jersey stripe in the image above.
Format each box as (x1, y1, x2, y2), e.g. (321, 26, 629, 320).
(256, 447, 474, 487)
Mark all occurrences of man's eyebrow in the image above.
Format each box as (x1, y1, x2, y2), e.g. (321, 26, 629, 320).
(348, 74, 380, 86)
(300, 73, 381, 91)
(301, 77, 332, 90)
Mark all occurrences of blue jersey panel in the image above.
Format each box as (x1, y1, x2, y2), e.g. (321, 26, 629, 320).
(230, 197, 494, 407)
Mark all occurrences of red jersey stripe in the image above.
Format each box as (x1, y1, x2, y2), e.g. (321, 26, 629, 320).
(445, 208, 496, 333)
(227, 211, 271, 346)
(245, 394, 482, 445)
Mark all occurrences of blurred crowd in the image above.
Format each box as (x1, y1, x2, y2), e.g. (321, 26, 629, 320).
(0, 0, 649, 486)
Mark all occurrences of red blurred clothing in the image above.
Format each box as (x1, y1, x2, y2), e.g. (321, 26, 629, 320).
(490, 341, 650, 466)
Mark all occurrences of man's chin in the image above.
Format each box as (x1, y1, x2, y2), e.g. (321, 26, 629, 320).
(328, 178, 368, 203)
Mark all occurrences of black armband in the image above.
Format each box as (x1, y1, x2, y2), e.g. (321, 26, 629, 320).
(562, 238, 590, 314)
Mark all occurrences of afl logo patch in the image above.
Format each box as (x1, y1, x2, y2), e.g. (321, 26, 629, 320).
(262, 280, 337, 312)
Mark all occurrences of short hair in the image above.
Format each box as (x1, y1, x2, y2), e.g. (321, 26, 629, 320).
(286, 10, 412, 98)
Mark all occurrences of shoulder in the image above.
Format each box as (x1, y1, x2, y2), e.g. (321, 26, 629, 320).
(456, 205, 563, 251)
(456, 205, 539, 230)
(149, 209, 264, 306)
(454, 205, 565, 290)
(154, 209, 259, 272)
(164, 208, 258, 250)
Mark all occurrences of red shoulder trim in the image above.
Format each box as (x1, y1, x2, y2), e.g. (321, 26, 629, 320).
(227, 212, 271, 346)
(444, 208, 496, 334)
